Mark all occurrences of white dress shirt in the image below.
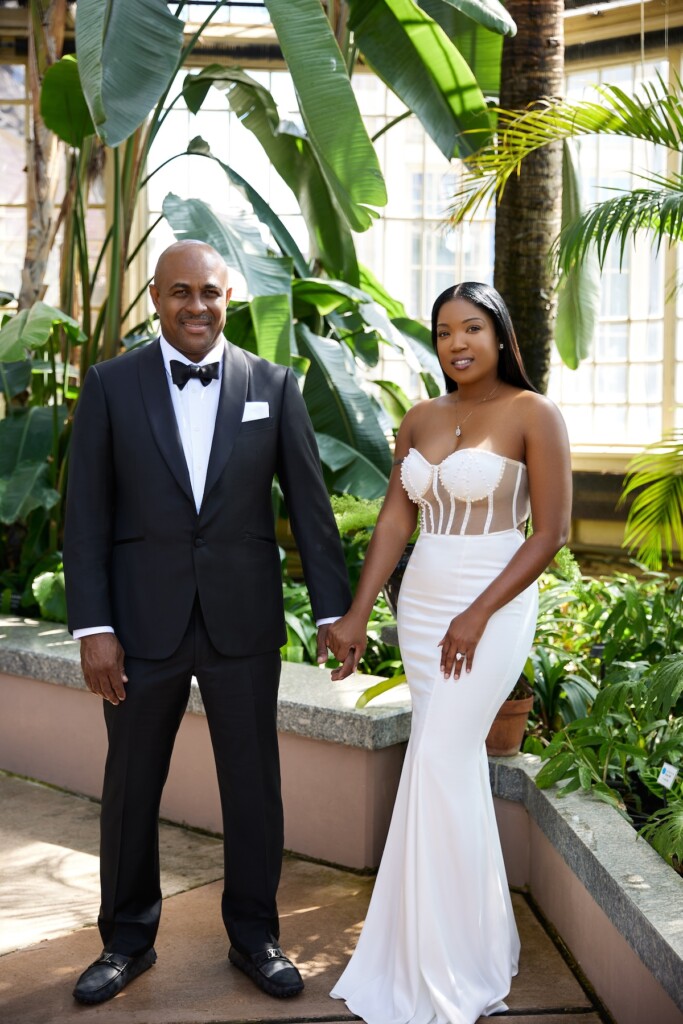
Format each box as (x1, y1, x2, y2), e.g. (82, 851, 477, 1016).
(74, 336, 338, 638)
(160, 334, 223, 513)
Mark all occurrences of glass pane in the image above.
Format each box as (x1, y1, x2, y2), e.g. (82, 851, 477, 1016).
(628, 362, 662, 403)
(0, 65, 25, 100)
(596, 323, 627, 361)
(596, 365, 627, 402)
(0, 104, 26, 204)
(626, 403, 661, 442)
(594, 403, 626, 437)
(562, 405, 595, 444)
(0, 207, 24, 295)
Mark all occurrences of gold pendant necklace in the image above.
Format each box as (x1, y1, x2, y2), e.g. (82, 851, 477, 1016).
(454, 382, 501, 439)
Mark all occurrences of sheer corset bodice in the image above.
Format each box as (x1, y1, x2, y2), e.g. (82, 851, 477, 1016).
(400, 447, 529, 536)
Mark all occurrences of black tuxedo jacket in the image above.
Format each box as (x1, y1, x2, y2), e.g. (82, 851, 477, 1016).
(64, 339, 351, 660)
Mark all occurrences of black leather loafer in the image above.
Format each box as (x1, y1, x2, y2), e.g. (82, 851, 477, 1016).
(72, 947, 157, 1005)
(228, 945, 304, 998)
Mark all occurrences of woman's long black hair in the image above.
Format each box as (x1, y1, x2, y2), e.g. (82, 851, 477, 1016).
(431, 282, 538, 394)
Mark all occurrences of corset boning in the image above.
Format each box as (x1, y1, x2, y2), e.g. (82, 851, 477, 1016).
(400, 448, 530, 536)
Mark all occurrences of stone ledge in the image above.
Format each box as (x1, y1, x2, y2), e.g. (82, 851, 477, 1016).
(2, 615, 681, 1011)
(490, 755, 683, 1012)
(0, 616, 412, 751)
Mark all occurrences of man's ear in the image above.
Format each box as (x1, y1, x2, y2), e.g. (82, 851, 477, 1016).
(225, 287, 233, 306)
(149, 283, 161, 311)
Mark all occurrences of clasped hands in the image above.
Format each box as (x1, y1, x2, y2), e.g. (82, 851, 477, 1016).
(319, 615, 368, 681)
(322, 604, 487, 683)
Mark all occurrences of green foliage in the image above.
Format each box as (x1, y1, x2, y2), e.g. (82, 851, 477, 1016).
(529, 569, 683, 870)
(266, 0, 387, 231)
(0, 305, 87, 601)
(32, 565, 67, 623)
(75, 0, 184, 148)
(330, 494, 383, 538)
(619, 429, 683, 571)
(348, 0, 493, 160)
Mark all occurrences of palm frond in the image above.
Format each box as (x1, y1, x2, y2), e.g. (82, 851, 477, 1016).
(448, 76, 683, 228)
(619, 430, 683, 570)
(555, 180, 683, 272)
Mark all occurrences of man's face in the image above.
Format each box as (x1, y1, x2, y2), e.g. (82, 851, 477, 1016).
(149, 244, 232, 362)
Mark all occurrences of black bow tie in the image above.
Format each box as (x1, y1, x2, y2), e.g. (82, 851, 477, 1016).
(169, 360, 220, 390)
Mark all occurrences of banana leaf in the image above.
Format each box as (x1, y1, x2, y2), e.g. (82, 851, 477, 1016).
(297, 323, 392, 496)
(418, 0, 507, 97)
(0, 406, 68, 523)
(555, 139, 600, 369)
(183, 67, 359, 282)
(348, 0, 493, 159)
(75, 0, 183, 147)
(40, 55, 95, 146)
(316, 433, 391, 499)
(186, 136, 309, 279)
(0, 304, 85, 362)
(265, 0, 387, 231)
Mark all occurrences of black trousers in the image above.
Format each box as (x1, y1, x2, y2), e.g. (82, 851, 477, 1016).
(98, 601, 283, 957)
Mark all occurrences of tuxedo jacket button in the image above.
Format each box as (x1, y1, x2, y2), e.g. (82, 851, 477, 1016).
(194, 536, 206, 548)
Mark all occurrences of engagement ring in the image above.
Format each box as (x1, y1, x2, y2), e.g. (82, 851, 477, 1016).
(455, 652, 463, 661)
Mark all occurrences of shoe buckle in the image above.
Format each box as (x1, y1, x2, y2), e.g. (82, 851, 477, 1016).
(265, 947, 281, 959)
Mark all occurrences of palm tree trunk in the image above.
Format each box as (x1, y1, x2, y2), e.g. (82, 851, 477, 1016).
(18, 0, 66, 311)
(493, 0, 564, 394)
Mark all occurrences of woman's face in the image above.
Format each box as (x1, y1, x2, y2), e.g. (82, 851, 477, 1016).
(435, 297, 500, 388)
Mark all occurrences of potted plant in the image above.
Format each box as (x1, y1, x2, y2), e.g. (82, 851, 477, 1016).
(485, 672, 535, 757)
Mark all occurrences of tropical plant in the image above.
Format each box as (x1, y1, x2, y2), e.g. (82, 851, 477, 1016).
(527, 568, 683, 870)
(448, 72, 683, 563)
(0, 302, 85, 613)
(448, 75, 683, 274)
(619, 430, 683, 571)
(534, 654, 683, 871)
(1, 0, 518, 608)
(449, 73, 683, 374)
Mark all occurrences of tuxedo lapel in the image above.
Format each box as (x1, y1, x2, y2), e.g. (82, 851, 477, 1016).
(138, 339, 195, 507)
(202, 341, 250, 505)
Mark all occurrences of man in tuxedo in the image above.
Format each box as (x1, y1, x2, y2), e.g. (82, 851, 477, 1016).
(64, 240, 352, 1005)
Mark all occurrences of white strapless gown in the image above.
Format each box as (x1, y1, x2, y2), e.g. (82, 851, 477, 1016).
(331, 449, 538, 1024)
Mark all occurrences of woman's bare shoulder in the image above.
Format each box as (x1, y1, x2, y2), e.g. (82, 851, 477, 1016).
(400, 395, 447, 428)
(510, 391, 569, 456)
(511, 389, 564, 422)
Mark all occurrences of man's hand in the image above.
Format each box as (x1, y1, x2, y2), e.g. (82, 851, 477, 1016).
(80, 633, 128, 705)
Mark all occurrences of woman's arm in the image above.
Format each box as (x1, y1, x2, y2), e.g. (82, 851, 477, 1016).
(440, 395, 572, 679)
(327, 414, 420, 678)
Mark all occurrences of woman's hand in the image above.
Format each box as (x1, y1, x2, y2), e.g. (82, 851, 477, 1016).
(438, 606, 489, 680)
(326, 612, 368, 681)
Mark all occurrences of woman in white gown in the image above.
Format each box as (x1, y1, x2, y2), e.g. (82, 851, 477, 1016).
(327, 283, 571, 1024)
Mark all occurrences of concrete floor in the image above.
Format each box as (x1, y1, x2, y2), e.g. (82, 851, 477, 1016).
(0, 772, 609, 1024)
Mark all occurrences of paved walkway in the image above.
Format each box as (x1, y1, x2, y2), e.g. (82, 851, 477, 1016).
(0, 772, 610, 1024)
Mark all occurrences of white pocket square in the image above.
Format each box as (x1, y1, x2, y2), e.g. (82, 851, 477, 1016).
(242, 401, 269, 422)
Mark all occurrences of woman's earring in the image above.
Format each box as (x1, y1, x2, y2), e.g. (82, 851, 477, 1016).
(498, 343, 504, 350)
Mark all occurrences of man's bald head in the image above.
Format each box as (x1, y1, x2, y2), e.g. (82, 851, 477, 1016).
(149, 240, 232, 362)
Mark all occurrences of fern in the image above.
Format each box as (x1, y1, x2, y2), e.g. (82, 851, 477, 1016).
(638, 799, 683, 863)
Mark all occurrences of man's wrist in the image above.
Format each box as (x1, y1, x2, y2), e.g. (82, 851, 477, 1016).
(73, 626, 115, 639)
(316, 616, 340, 627)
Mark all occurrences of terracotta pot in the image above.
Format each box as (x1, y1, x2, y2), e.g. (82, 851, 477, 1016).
(485, 694, 534, 757)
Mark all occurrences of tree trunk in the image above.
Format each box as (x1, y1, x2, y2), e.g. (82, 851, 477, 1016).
(493, 0, 564, 394)
(18, 0, 67, 311)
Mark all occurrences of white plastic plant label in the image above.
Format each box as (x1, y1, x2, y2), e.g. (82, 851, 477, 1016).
(657, 763, 679, 790)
